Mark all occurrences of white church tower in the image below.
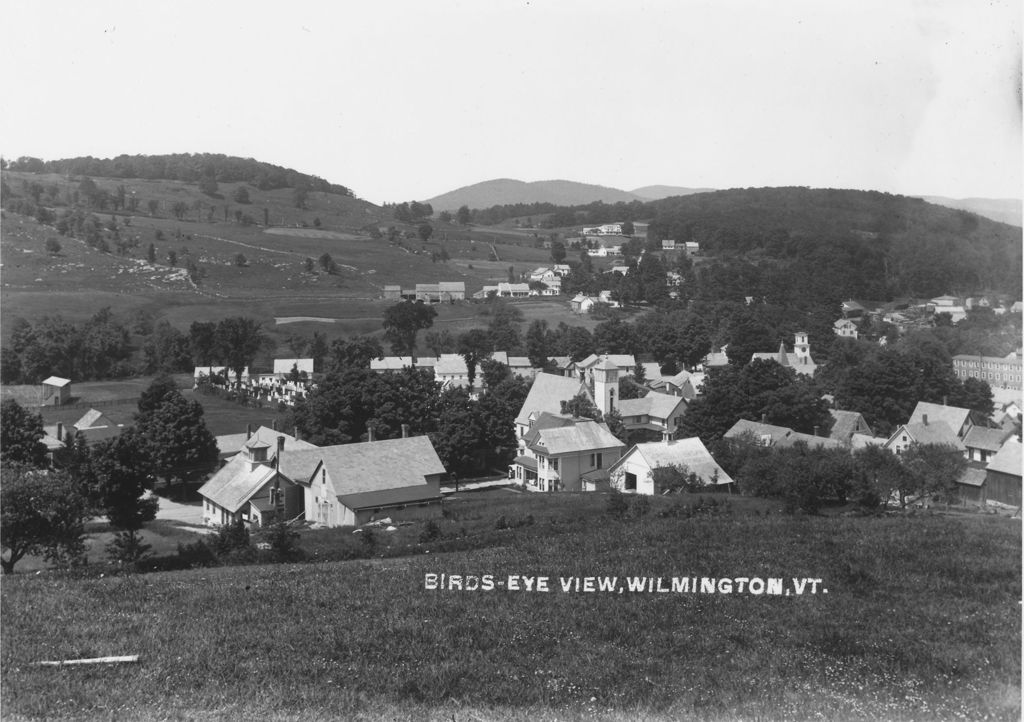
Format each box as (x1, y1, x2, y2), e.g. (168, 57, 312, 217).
(593, 356, 619, 416)
(793, 331, 811, 365)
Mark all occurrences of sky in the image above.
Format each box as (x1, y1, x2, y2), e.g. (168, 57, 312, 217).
(1, 0, 1020, 205)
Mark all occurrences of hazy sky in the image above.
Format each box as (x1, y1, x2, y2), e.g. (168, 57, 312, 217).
(2, 0, 1020, 205)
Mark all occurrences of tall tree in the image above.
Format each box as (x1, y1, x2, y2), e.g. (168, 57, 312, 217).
(216, 317, 268, 388)
(189, 321, 219, 365)
(458, 328, 493, 388)
(0, 400, 47, 467)
(382, 301, 437, 358)
(1, 464, 88, 574)
(89, 429, 159, 562)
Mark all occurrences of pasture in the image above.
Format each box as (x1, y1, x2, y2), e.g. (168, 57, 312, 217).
(1, 495, 1019, 721)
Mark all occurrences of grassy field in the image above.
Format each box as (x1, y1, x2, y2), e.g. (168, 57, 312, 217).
(1, 491, 1019, 721)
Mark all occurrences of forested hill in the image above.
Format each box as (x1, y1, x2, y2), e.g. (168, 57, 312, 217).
(3, 154, 353, 197)
(646, 187, 1022, 298)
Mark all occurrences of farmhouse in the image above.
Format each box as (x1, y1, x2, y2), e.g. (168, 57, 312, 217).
(962, 426, 1014, 464)
(883, 417, 967, 457)
(609, 438, 733, 495)
(510, 413, 625, 492)
(214, 424, 315, 462)
(41, 376, 71, 406)
(434, 354, 470, 388)
(70, 408, 128, 445)
(984, 437, 1022, 507)
(907, 401, 982, 441)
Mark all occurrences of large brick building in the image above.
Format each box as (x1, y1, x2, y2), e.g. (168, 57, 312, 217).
(952, 352, 1022, 390)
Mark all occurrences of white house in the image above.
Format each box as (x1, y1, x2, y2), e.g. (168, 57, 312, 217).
(510, 413, 625, 492)
(833, 318, 859, 339)
(750, 332, 817, 377)
(609, 438, 733, 494)
(515, 372, 592, 440)
(616, 392, 689, 440)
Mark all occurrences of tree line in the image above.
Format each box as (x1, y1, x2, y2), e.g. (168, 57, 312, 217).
(4, 153, 353, 196)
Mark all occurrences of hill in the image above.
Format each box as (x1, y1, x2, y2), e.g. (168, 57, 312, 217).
(4, 153, 354, 196)
(915, 195, 1022, 227)
(425, 178, 644, 211)
(629, 184, 716, 200)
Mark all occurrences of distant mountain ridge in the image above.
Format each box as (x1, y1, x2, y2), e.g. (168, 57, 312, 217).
(914, 196, 1021, 227)
(425, 178, 712, 211)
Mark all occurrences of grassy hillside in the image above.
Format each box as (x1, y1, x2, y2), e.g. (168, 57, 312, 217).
(1, 492, 1019, 720)
(1, 171, 567, 346)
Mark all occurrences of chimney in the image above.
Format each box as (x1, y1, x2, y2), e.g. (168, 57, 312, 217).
(922, 413, 928, 426)
(294, 426, 301, 441)
(401, 424, 410, 438)
(272, 419, 278, 431)
(761, 413, 767, 424)
(368, 425, 376, 442)
(276, 436, 284, 470)
(813, 425, 819, 437)
(246, 423, 253, 439)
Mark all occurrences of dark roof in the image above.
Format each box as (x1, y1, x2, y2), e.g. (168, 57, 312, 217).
(512, 455, 538, 472)
(829, 409, 872, 441)
(338, 485, 442, 510)
(962, 426, 1013, 453)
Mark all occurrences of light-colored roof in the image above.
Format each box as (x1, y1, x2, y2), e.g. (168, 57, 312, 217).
(617, 392, 686, 420)
(434, 354, 468, 376)
(986, 438, 1022, 477)
(851, 433, 885, 449)
(889, 421, 967, 452)
(529, 419, 624, 455)
(908, 402, 972, 436)
(215, 426, 316, 458)
(42, 376, 71, 387)
(724, 419, 794, 445)
(577, 354, 636, 370)
(316, 436, 446, 495)
(198, 455, 278, 513)
(370, 356, 437, 371)
(962, 426, 1013, 453)
(619, 437, 734, 486)
(507, 356, 532, 368)
(273, 358, 314, 375)
(74, 408, 112, 430)
(776, 432, 843, 450)
(829, 409, 872, 442)
(489, 351, 509, 365)
(515, 373, 589, 427)
(438, 281, 465, 292)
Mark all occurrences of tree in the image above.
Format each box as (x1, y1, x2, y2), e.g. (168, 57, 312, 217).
(147, 199, 159, 216)
(216, 317, 268, 388)
(198, 176, 219, 196)
(550, 240, 566, 263)
(89, 429, 158, 563)
(304, 257, 316, 273)
(234, 253, 248, 267)
(326, 336, 384, 372)
(424, 328, 457, 357)
(418, 224, 434, 243)
(142, 322, 192, 374)
(167, 249, 178, 266)
(172, 201, 189, 220)
(561, 392, 602, 420)
(525, 319, 553, 367)
(147, 243, 156, 263)
(319, 252, 339, 275)
(293, 185, 309, 209)
(1, 464, 88, 573)
(1, 400, 47, 467)
(430, 388, 485, 476)
(135, 378, 219, 498)
(382, 301, 437, 358)
(901, 443, 967, 507)
(438, 211, 453, 223)
(45, 237, 61, 255)
(233, 186, 251, 204)
(456, 205, 471, 225)
(479, 358, 512, 389)
(458, 328, 493, 388)
(189, 321, 218, 365)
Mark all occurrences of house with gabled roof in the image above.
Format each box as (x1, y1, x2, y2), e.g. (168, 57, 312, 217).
(434, 354, 470, 388)
(724, 419, 841, 450)
(515, 372, 592, 440)
(828, 410, 874, 445)
(70, 408, 127, 445)
(215, 424, 316, 462)
(616, 392, 688, 440)
(883, 417, 967, 457)
(609, 438, 733, 495)
(907, 401, 981, 440)
(575, 354, 636, 382)
(510, 413, 625, 492)
(833, 318, 859, 339)
(962, 426, 1014, 464)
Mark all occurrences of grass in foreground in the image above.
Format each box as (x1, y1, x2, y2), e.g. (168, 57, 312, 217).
(1, 497, 1020, 721)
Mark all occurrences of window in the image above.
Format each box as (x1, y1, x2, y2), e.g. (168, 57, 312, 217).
(551, 459, 559, 472)
(624, 472, 637, 491)
(595, 453, 603, 469)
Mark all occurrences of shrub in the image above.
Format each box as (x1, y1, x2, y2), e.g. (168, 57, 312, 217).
(419, 520, 443, 543)
(213, 519, 250, 555)
(605, 489, 628, 520)
(265, 521, 302, 561)
(106, 531, 152, 564)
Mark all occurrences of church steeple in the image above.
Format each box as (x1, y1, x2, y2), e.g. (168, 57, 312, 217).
(776, 341, 789, 366)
